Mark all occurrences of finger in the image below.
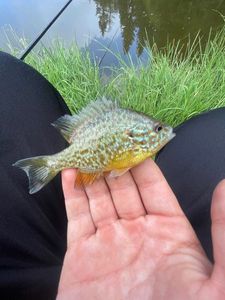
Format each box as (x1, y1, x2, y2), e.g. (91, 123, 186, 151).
(131, 158, 184, 216)
(211, 179, 225, 284)
(106, 171, 146, 219)
(85, 177, 118, 228)
(62, 169, 95, 246)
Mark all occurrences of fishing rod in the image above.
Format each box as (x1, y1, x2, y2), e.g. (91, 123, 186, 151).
(19, 0, 73, 60)
(98, 28, 119, 68)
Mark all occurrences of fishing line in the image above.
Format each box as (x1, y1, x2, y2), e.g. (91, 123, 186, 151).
(19, 0, 73, 60)
(98, 28, 119, 68)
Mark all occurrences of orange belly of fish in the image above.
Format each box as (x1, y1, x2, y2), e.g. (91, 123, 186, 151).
(75, 150, 151, 186)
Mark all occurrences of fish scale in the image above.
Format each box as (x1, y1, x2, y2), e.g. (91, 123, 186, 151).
(13, 98, 175, 194)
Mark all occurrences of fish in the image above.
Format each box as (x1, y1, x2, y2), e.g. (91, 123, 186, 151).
(13, 98, 175, 194)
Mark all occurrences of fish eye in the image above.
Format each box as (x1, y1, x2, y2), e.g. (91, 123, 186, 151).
(154, 124, 163, 133)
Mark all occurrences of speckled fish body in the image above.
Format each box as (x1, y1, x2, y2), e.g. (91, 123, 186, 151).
(13, 98, 175, 194)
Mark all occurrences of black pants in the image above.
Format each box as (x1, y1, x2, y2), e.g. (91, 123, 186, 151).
(0, 52, 224, 299)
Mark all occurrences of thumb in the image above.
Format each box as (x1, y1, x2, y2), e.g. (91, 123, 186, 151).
(211, 179, 225, 284)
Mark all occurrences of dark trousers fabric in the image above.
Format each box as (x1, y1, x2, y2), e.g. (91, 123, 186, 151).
(156, 109, 225, 261)
(0, 52, 69, 300)
(0, 51, 224, 299)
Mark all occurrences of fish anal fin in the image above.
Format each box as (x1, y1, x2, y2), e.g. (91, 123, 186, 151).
(75, 171, 100, 187)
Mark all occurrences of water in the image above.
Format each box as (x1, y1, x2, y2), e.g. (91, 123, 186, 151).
(0, 0, 224, 66)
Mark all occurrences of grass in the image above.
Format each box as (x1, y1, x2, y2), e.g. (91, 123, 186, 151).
(24, 26, 225, 128)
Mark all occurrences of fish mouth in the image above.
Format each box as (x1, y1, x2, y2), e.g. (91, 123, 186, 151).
(156, 127, 176, 151)
(161, 127, 175, 146)
(168, 128, 176, 141)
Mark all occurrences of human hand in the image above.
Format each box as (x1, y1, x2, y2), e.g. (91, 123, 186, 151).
(57, 159, 225, 300)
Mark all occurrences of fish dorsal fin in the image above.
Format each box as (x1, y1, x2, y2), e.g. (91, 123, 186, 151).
(52, 97, 119, 143)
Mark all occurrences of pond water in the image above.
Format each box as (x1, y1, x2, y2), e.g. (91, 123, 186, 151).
(0, 0, 224, 66)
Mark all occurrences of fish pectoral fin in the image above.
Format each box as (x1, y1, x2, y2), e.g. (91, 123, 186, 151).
(107, 168, 130, 179)
(75, 171, 101, 187)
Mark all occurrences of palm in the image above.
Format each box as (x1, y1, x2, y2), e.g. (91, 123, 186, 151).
(57, 160, 225, 300)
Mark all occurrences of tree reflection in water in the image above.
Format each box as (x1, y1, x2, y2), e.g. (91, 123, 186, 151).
(94, 0, 225, 55)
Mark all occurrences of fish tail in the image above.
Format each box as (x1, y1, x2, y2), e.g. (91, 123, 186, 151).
(13, 156, 59, 194)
